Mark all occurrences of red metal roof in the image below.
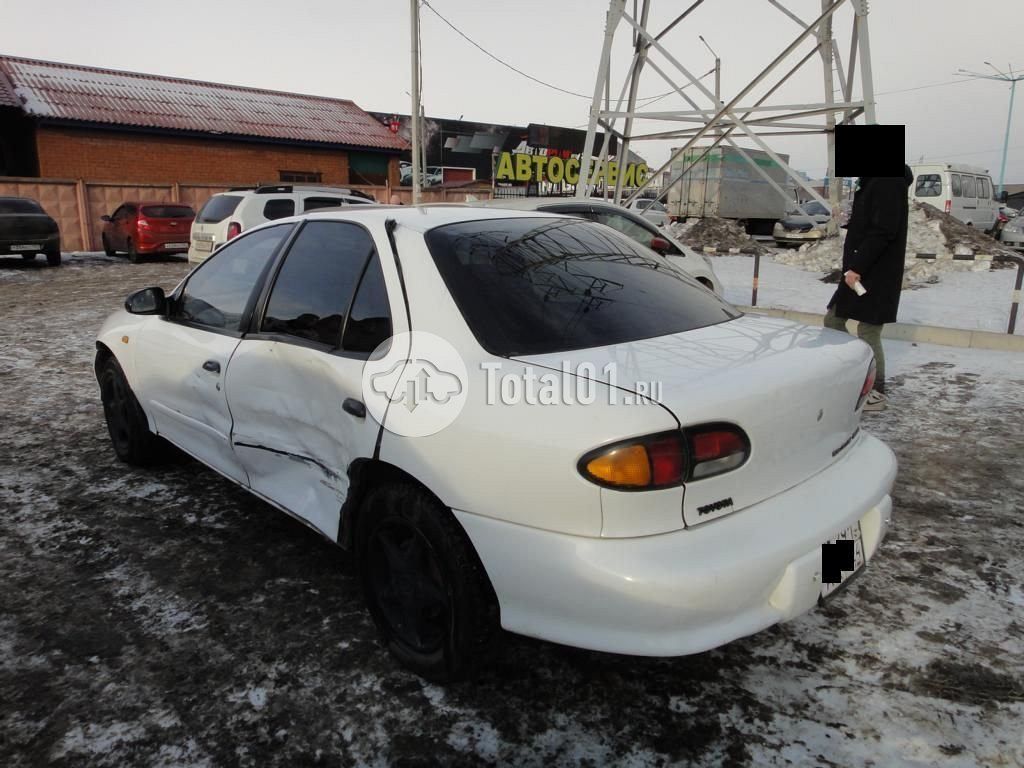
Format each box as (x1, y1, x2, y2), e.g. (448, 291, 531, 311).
(0, 55, 408, 151)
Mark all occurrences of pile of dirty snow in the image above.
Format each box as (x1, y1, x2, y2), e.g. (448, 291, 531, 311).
(773, 203, 1006, 285)
(670, 217, 769, 255)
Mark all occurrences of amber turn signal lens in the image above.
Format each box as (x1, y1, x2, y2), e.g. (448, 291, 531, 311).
(586, 444, 651, 487)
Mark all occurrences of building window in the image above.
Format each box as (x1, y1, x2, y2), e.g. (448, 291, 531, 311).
(279, 170, 322, 183)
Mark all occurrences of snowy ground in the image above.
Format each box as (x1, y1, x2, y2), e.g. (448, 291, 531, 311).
(711, 254, 1024, 336)
(2, 253, 1023, 767)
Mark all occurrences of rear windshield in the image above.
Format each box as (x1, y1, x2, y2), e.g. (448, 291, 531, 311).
(915, 174, 941, 197)
(425, 218, 740, 357)
(0, 198, 43, 215)
(196, 195, 243, 223)
(142, 205, 195, 219)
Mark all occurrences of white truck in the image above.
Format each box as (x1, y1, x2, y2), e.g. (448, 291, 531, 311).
(665, 146, 792, 235)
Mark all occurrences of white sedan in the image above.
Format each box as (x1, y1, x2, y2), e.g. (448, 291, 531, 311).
(625, 197, 671, 227)
(95, 206, 895, 681)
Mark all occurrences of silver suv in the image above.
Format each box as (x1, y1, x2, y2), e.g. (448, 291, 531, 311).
(187, 185, 374, 263)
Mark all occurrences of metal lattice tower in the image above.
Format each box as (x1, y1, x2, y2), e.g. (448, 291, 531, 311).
(577, 0, 878, 230)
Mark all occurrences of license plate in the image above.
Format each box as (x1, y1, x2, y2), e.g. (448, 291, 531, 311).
(820, 522, 865, 599)
(194, 240, 213, 252)
(10, 244, 40, 251)
(165, 242, 188, 249)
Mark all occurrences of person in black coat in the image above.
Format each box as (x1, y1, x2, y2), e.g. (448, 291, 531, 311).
(824, 165, 914, 411)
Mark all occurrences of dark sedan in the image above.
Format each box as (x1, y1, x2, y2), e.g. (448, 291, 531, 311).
(0, 197, 61, 266)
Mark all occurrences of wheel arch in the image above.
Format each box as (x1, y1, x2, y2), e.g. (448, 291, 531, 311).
(338, 457, 449, 551)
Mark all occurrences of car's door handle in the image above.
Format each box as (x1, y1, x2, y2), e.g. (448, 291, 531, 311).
(202, 360, 221, 374)
(342, 398, 366, 418)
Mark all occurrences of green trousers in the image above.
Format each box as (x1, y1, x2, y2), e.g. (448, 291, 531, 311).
(824, 307, 885, 393)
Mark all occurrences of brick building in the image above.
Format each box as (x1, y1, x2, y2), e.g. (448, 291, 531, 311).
(0, 55, 407, 187)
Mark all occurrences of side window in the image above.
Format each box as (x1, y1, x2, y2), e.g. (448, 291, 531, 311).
(586, 210, 683, 255)
(963, 175, 976, 198)
(951, 174, 962, 197)
(177, 225, 291, 331)
(261, 221, 373, 346)
(303, 197, 343, 212)
(343, 253, 392, 353)
(915, 174, 941, 197)
(263, 198, 296, 220)
(111, 204, 126, 220)
(978, 177, 989, 200)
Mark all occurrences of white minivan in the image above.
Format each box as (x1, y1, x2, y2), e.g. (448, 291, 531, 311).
(909, 163, 999, 231)
(188, 185, 374, 263)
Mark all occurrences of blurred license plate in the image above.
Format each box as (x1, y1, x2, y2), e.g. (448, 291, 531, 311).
(10, 244, 39, 251)
(165, 242, 188, 249)
(820, 522, 865, 599)
(194, 240, 213, 252)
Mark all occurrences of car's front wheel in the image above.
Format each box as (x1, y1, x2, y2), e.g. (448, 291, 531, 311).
(45, 249, 61, 267)
(357, 483, 499, 682)
(102, 234, 116, 257)
(98, 356, 163, 465)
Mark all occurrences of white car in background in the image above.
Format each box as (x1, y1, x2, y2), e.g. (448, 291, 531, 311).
(625, 197, 671, 227)
(96, 206, 894, 681)
(187, 184, 374, 264)
(473, 197, 722, 293)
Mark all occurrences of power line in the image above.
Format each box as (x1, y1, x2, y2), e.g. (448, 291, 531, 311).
(420, 0, 592, 99)
(420, 0, 687, 104)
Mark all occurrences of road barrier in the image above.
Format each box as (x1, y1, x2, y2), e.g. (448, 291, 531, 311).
(747, 250, 1024, 335)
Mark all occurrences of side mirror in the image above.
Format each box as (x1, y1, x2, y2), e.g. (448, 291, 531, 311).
(650, 236, 671, 254)
(125, 287, 167, 315)
(101, 215, 112, 222)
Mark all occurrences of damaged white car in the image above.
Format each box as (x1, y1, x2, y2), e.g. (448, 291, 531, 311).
(95, 206, 895, 681)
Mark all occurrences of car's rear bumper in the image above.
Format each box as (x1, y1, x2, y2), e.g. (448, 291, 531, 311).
(137, 236, 191, 254)
(455, 431, 896, 657)
(0, 234, 60, 254)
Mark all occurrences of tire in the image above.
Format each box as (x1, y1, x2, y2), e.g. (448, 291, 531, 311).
(127, 239, 141, 263)
(45, 250, 61, 267)
(356, 483, 499, 682)
(102, 234, 116, 257)
(97, 356, 163, 465)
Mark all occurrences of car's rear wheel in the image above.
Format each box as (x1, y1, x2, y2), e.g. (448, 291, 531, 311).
(102, 234, 116, 257)
(98, 356, 163, 465)
(127, 239, 141, 263)
(357, 483, 499, 682)
(45, 249, 61, 267)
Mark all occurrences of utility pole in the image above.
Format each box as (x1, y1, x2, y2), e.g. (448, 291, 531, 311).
(410, 0, 422, 203)
(957, 63, 1021, 196)
(820, 0, 840, 234)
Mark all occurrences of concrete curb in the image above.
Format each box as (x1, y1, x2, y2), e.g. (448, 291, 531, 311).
(738, 306, 1024, 353)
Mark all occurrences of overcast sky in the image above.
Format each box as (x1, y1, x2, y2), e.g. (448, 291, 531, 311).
(1, 0, 1020, 185)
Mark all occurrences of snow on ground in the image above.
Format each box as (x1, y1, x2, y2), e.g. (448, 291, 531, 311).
(1, 253, 1024, 767)
(711, 254, 1024, 336)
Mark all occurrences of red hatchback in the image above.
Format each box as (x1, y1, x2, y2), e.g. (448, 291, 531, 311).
(101, 202, 195, 262)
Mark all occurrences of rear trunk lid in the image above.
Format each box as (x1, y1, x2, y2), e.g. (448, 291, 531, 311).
(140, 205, 194, 236)
(516, 314, 872, 526)
(0, 213, 58, 240)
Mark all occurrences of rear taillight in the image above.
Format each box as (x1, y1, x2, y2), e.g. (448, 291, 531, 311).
(856, 358, 876, 411)
(685, 424, 750, 480)
(136, 217, 150, 230)
(944, 200, 952, 215)
(226, 221, 242, 240)
(579, 431, 685, 490)
(579, 424, 749, 490)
